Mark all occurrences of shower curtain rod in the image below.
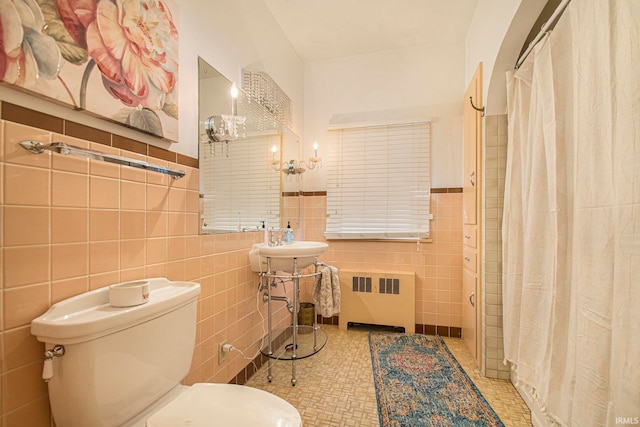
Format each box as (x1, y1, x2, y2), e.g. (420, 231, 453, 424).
(516, 0, 571, 68)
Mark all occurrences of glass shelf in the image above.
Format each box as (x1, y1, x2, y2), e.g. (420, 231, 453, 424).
(261, 325, 327, 360)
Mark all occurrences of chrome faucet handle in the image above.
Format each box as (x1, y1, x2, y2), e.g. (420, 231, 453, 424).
(268, 228, 287, 246)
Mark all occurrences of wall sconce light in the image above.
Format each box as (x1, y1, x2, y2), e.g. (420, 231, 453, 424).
(204, 82, 247, 143)
(271, 142, 322, 176)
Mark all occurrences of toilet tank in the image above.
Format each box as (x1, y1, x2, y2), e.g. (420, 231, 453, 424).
(31, 278, 201, 427)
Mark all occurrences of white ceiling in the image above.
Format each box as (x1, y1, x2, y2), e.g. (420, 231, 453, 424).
(263, 0, 479, 63)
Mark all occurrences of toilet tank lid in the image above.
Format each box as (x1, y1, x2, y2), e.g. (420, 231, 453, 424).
(31, 278, 201, 345)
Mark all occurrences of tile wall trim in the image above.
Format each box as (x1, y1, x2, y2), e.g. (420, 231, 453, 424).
(431, 188, 463, 193)
(415, 324, 462, 338)
(291, 189, 463, 197)
(0, 102, 199, 168)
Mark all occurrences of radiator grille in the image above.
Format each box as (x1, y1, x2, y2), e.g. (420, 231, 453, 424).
(339, 270, 415, 333)
(379, 278, 400, 295)
(352, 276, 372, 293)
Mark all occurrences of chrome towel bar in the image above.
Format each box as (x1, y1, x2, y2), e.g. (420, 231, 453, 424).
(19, 140, 186, 179)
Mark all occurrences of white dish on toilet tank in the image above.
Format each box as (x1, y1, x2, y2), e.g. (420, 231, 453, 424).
(108, 280, 150, 307)
(30, 277, 301, 427)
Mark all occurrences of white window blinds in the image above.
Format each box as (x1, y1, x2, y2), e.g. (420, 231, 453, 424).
(325, 122, 431, 240)
(201, 134, 281, 233)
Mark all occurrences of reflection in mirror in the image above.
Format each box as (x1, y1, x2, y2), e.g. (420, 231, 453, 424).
(198, 57, 300, 234)
(280, 129, 301, 229)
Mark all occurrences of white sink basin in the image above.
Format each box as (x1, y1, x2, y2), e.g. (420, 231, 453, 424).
(249, 241, 329, 273)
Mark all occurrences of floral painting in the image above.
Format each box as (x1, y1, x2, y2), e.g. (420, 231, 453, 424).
(0, 0, 179, 142)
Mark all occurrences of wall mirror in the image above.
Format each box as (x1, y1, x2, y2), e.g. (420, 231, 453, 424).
(198, 57, 300, 234)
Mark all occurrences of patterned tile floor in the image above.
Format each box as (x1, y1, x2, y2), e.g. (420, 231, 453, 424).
(246, 325, 532, 427)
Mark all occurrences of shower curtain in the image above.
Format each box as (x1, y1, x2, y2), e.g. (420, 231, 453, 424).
(503, 1, 639, 425)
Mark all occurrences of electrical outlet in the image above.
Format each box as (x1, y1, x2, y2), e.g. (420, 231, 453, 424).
(218, 341, 227, 363)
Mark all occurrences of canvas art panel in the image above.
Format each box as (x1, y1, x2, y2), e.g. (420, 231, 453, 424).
(0, 0, 179, 142)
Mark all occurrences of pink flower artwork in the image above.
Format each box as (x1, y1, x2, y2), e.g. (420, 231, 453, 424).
(0, 0, 179, 142)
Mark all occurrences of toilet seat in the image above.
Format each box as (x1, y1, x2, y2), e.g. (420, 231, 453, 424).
(145, 383, 302, 427)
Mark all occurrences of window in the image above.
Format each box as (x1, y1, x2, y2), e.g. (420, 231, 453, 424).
(325, 122, 431, 240)
(201, 134, 280, 233)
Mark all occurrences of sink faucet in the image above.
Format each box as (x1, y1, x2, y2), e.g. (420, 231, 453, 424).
(269, 227, 287, 246)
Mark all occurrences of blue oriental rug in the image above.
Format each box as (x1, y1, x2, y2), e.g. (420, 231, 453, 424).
(369, 333, 504, 427)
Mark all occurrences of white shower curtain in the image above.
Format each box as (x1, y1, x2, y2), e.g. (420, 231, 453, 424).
(503, 1, 640, 425)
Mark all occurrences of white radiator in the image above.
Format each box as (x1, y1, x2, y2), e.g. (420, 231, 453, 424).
(338, 270, 415, 333)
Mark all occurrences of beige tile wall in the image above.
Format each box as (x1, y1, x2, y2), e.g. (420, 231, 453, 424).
(297, 191, 464, 332)
(0, 120, 291, 426)
(281, 193, 301, 229)
(482, 114, 509, 379)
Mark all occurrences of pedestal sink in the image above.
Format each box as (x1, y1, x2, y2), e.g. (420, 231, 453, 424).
(251, 240, 330, 386)
(249, 241, 329, 273)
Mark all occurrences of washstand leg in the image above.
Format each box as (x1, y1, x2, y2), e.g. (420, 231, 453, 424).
(266, 265, 274, 383)
(291, 259, 299, 386)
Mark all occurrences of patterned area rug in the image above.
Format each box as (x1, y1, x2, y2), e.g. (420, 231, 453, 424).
(369, 333, 504, 427)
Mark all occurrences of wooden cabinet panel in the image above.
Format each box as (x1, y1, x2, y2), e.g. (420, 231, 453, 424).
(463, 67, 481, 225)
(463, 247, 477, 273)
(462, 63, 482, 369)
(463, 226, 477, 249)
(462, 267, 477, 360)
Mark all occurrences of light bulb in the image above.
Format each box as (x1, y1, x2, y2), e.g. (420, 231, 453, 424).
(313, 142, 318, 158)
(230, 82, 239, 99)
(271, 145, 277, 162)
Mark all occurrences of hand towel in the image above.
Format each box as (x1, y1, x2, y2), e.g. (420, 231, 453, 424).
(313, 265, 340, 318)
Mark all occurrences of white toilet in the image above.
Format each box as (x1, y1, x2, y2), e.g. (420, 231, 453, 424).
(31, 278, 302, 427)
